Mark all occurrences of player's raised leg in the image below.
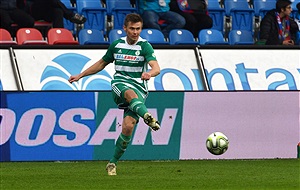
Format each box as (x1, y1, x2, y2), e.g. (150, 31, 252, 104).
(126, 90, 160, 131)
(143, 112, 160, 131)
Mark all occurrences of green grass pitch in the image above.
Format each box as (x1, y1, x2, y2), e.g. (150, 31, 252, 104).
(1, 159, 299, 190)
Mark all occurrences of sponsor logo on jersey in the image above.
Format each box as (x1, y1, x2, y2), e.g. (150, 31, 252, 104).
(115, 54, 144, 61)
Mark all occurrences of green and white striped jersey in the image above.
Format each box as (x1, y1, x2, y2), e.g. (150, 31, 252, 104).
(102, 36, 157, 95)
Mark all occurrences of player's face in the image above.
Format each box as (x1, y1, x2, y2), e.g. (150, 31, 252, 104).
(124, 21, 142, 45)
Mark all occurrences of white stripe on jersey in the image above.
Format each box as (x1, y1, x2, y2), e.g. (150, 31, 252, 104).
(114, 73, 144, 84)
(111, 85, 121, 97)
(113, 81, 147, 99)
(115, 65, 143, 73)
(115, 42, 142, 50)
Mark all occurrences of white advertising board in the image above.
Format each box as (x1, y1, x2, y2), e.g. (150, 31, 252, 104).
(201, 49, 300, 90)
(0, 49, 18, 90)
(14, 49, 202, 91)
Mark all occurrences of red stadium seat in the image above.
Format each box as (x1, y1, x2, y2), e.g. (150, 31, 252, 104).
(0, 28, 17, 45)
(47, 28, 79, 45)
(16, 28, 48, 45)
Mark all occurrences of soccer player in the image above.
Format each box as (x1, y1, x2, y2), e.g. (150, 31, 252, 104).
(68, 13, 161, 176)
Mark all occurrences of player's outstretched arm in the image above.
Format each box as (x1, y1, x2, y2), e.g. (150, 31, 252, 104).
(141, 60, 160, 80)
(69, 59, 109, 83)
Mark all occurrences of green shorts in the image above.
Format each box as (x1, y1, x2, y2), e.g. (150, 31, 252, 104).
(111, 82, 147, 122)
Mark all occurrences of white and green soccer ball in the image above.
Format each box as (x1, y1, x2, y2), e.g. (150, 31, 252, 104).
(206, 132, 229, 155)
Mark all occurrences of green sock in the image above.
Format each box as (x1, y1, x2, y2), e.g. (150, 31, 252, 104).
(128, 98, 148, 118)
(109, 133, 131, 164)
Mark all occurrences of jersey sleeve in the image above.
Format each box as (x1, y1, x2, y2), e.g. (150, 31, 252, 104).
(102, 42, 116, 63)
(143, 42, 157, 63)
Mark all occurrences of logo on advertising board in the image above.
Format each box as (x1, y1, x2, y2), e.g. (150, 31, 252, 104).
(93, 92, 184, 160)
(0, 91, 184, 161)
(201, 49, 300, 90)
(1, 92, 96, 161)
(40, 53, 112, 90)
(38, 52, 205, 91)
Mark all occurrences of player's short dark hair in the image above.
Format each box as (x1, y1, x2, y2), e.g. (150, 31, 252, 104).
(276, 0, 292, 12)
(124, 13, 143, 27)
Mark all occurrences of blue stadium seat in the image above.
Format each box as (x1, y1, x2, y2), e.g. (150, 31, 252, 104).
(76, 0, 107, 34)
(296, 31, 300, 45)
(61, 0, 77, 34)
(78, 29, 109, 45)
(253, 0, 276, 20)
(140, 29, 169, 45)
(291, 0, 300, 18)
(224, 0, 255, 32)
(168, 29, 198, 45)
(108, 29, 126, 43)
(228, 30, 254, 45)
(199, 29, 229, 45)
(207, 0, 226, 33)
(106, 0, 137, 29)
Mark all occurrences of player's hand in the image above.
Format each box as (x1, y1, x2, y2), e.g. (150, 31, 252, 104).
(141, 72, 151, 80)
(68, 75, 81, 83)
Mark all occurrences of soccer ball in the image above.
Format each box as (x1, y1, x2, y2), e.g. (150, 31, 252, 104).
(206, 132, 229, 155)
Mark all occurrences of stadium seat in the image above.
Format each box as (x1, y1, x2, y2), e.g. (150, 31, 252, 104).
(168, 29, 198, 45)
(140, 29, 169, 45)
(296, 31, 300, 45)
(207, 0, 226, 33)
(106, 0, 137, 29)
(60, 0, 77, 34)
(199, 29, 229, 45)
(10, 21, 52, 37)
(291, 0, 300, 18)
(76, 0, 107, 34)
(224, 0, 255, 32)
(228, 30, 254, 45)
(0, 28, 17, 45)
(253, 0, 276, 19)
(16, 28, 48, 45)
(78, 29, 109, 45)
(108, 29, 126, 43)
(47, 28, 79, 45)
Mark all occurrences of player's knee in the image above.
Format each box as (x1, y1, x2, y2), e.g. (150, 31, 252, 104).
(124, 89, 138, 103)
(122, 119, 136, 135)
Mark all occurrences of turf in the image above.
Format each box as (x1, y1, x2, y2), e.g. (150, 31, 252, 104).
(0, 159, 299, 190)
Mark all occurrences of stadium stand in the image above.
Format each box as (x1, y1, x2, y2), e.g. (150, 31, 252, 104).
(11, 21, 52, 37)
(60, 0, 78, 35)
(291, 0, 300, 18)
(253, 0, 276, 20)
(140, 29, 169, 45)
(108, 29, 126, 43)
(296, 31, 300, 45)
(106, 0, 137, 29)
(78, 29, 109, 45)
(224, 0, 255, 33)
(199, 29, 229, 45)
(16, 28, 48, 45)
(228, 29, 254, 45)
(207, 0, 226, 34)
(47, 28, 79, 45)
(76, 0, 107, 34)
(168, 29, 199, 45)
(0, 28, 17, 45)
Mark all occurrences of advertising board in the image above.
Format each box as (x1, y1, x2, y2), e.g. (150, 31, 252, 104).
(201, 49, 300, 90)
(1, 91, 298, 161)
